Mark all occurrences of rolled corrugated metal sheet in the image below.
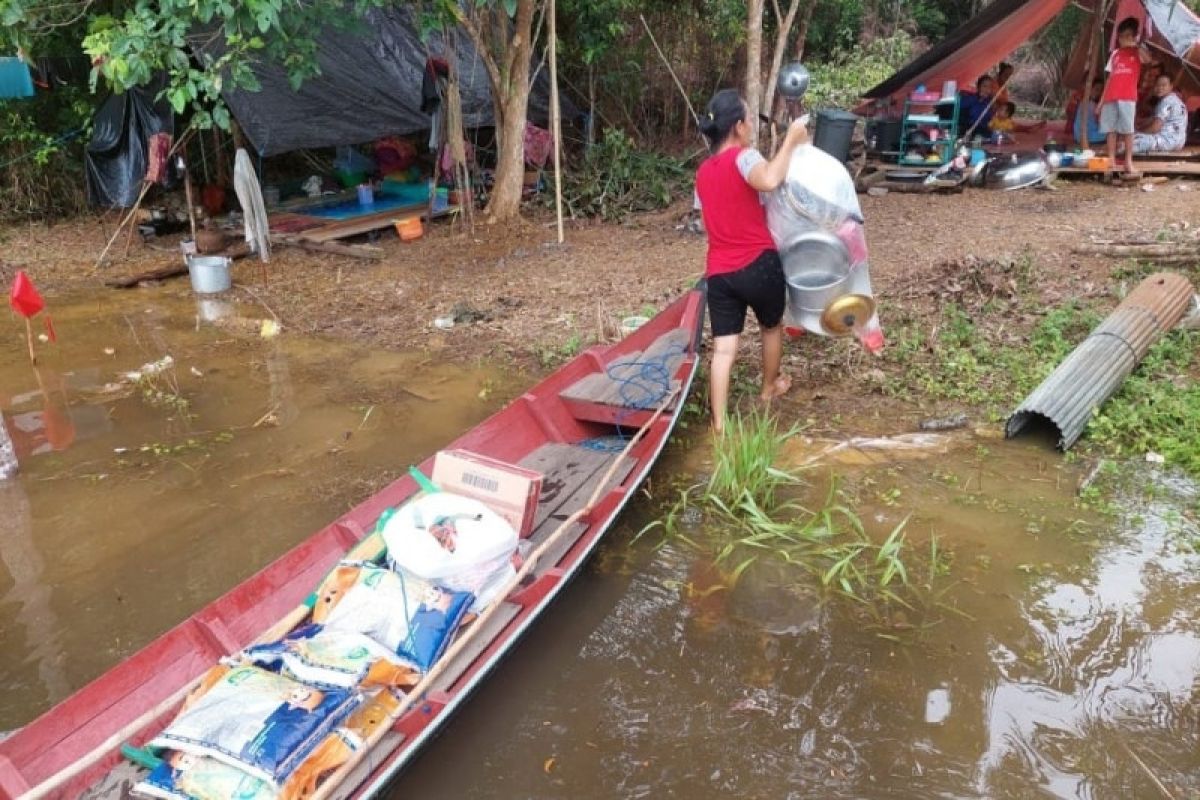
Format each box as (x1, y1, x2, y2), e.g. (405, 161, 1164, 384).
(1006, 272, 1194, 450)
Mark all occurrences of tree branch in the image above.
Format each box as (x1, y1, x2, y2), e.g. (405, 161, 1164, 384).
(453, 5, 503, 104)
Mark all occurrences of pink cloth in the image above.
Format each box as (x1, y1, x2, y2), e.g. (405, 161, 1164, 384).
(144, 132, 172, 185)
(523, 123, 553, 168)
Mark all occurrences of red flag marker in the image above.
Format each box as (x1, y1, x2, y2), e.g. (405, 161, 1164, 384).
(10, 270, 45, 318)
(10, 270, 45, 365)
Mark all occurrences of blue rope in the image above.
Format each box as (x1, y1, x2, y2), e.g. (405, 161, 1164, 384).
(0, 127, 86, 172)
(600, 342, 687, 434)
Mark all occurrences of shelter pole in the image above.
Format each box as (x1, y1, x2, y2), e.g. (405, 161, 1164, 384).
(1081, 0, 1110, 139)
(180, 156, 198, 244)
(549, 0, 564, 244)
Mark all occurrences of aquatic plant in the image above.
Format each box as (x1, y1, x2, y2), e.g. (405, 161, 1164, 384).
(640, 411, 953, 625)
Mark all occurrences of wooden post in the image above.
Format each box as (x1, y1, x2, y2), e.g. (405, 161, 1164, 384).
(549, 0, 565, 244)
(24, 317, 36, 366)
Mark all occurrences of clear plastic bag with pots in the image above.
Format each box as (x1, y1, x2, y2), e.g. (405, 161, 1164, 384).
(766, 144, 884, 352)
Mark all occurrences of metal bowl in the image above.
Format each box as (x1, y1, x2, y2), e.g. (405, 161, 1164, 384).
(983, 151, 1055, 191)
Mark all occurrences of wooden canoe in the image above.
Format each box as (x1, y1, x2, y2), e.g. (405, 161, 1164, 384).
(0, 286, 706, 800)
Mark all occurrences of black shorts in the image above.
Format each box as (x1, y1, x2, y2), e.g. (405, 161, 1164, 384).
(707, 249, 787, 337)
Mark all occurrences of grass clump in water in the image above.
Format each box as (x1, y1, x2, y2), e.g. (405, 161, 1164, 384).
(642, 411, 954, 624)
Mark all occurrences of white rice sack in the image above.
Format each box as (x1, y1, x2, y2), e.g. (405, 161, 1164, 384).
(312, 561, 472, 671)
(147, 665, 358, 787)
(244, 623, 420, 690)
(383, 493, 517, 610)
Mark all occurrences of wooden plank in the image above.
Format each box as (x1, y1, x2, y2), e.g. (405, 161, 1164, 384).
(104, 263, 189, 289)
(519, 444, 613, 531)
(1058, 161, 1200, 177)
(430, 602, 522, 693)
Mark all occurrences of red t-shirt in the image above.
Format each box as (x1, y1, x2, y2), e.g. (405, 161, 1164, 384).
(1102, 46, 1141, 103)
(695, 147, 777, 277)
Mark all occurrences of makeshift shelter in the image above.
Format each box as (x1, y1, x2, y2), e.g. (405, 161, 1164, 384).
(217, 6, 574, 157)
(862, 0, 1200, 112)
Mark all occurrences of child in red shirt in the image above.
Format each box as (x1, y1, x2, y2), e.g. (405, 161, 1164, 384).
(695, 90, 808, 433)
(1101, 17, 1152, 177)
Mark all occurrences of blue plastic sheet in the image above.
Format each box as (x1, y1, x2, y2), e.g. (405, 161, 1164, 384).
(0, 57, 34, 100)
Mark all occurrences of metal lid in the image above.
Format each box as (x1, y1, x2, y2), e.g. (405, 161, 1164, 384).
(821, 294, 877, 335)
(778, 62, 811, 99)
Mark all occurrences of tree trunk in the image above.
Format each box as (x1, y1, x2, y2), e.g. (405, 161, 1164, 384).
(745, 0, 764, 147)
(794, 0, 815, 61)
(763, 0, 803, 151)
(488, 89, 532, 221)
(485, 0, 536, 222)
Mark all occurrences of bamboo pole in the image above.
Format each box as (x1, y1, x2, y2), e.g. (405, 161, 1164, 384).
(23, 317, 36, 366)
(310, 387, 682, 800)
(548, 0, 564, 244)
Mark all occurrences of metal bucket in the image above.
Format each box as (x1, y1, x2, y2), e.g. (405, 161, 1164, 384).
(186, 255, 232, 294)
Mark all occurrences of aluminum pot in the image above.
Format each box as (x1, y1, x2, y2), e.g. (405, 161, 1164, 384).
(781, 230, 857, 334)
(983, 151, 1055, 191)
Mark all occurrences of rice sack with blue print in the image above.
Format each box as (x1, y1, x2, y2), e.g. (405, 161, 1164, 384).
(147, 664, 358, 788)
(135, 728, 364, 800)
(382, 493, 518, 613)
(244, 623, 421, 690)
(312, 561, 472, 671)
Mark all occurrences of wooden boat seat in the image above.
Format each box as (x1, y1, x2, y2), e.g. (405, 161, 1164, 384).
(559, 329, 691, 426)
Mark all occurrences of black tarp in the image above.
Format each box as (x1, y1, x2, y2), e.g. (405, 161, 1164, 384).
(85, 79, 173, 208)
(220, 7, 575, 157)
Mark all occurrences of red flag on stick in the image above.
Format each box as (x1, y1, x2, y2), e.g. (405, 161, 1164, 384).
(10, 270, 51, 365)
(10, 270, 45, 318)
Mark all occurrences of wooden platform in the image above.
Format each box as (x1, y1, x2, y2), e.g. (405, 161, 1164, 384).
(559, 329, 690, 427)
(268, 199, 459, 243)
(1058, 160, 1200, 178)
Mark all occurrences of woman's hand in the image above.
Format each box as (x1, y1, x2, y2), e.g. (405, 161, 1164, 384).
(785, 116, 811, 147)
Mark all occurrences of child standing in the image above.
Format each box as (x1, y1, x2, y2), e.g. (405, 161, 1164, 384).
(1100, 17, 1151, 177)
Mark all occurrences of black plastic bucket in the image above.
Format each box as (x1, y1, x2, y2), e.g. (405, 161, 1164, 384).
(814, 109, 859, 163)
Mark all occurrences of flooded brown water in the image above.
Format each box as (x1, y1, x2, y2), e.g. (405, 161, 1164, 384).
(0, 287, 517, 730)
(5, 292, 1199, 799)
(398, 434, 1200, 799)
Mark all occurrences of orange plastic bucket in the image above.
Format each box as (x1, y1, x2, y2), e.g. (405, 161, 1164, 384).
(395, 217, 423, 242)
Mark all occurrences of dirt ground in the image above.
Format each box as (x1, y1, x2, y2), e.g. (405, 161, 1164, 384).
(2, 176, 1197, 428)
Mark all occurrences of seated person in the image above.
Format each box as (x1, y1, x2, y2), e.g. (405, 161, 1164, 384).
(959, 75, 999, 137)
(990, 101, 1047, 136)
(1073, 79, 1108, 146)
(995, 62, 1015, 105)
(1133, 74, 1188, 154)
(1136, 61, 1164, 125)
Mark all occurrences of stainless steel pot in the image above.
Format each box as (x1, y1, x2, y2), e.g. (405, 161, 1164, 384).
(782, 230, 864, 335)
(983, 151, 1055, 191)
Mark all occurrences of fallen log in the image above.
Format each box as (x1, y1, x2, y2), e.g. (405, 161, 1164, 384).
(104, 263, 189, 289)
(269, 234, 384, 260)
(1071, 242, 1200, 257)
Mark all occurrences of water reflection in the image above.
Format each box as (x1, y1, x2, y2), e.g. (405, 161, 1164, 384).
(400, 444, 1200, 800)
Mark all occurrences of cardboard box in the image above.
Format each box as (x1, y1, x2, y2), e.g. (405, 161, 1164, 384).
(432, 449, 543, 538)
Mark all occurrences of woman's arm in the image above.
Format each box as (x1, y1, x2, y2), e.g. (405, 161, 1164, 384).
(744, 117, 810, 193)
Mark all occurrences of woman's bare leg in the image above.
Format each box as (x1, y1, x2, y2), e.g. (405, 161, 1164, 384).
(710, 334, 739, 433)
(760, 325, 791, 400)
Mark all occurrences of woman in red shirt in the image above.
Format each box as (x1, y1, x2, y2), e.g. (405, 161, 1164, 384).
(695, 89, 809, 433)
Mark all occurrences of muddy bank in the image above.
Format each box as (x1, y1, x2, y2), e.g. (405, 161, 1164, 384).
(2, 180, 1198, 428)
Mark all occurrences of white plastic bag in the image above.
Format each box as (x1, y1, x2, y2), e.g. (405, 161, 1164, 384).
(383, 493, 518, 611)
(766, 143, 863, 247)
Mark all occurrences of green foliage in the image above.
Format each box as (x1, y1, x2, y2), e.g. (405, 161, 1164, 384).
(639, 411, 953, 625)
(1089, 331, 1200, 474)
(2, 0, 389, 129)
(806, 33, 915, 110)
(559, 128, 689, 221)
(706, 409, 801, 511)
(0, 87, 94, 221)
(888, 294, 1200, 476)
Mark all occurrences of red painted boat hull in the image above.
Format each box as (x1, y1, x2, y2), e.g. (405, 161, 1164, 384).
(0, 287, 705, 799)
